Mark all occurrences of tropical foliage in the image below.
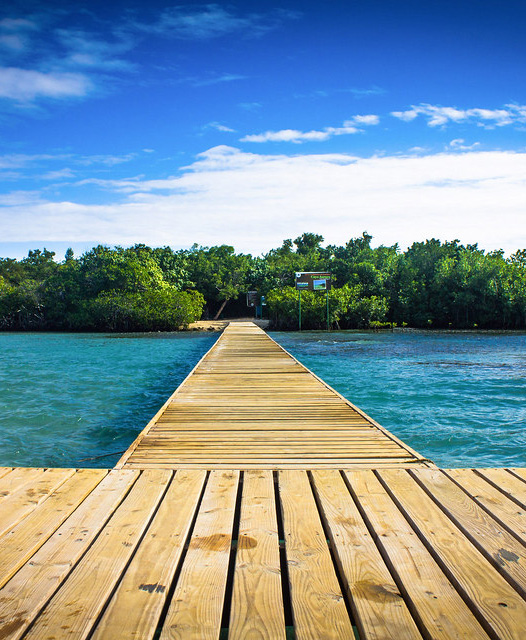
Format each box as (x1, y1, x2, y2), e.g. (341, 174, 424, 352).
(1, 233, 526, 331)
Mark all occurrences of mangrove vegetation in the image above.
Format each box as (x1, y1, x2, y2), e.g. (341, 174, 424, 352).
(1, 233, 525, 331)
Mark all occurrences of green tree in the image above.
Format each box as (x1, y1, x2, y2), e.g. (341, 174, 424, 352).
(187, 245, 252, 319)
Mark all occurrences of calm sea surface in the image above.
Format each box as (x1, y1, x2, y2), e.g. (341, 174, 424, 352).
(0, 330, 524, 469)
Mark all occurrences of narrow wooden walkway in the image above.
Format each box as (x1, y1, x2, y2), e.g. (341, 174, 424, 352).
(117, 322, 429, 469)
(1, 466, 525, 639)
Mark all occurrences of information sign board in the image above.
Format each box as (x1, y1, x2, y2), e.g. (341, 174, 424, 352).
(295, 272, 331, 291)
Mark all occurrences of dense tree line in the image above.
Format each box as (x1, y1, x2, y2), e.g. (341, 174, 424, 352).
(1, 233, 525, 331)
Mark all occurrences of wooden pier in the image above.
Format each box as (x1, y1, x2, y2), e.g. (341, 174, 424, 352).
(0, 322, 525, 639)
(116, 323, 429, 470)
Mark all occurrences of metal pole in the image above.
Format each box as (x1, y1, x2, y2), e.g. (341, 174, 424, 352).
(299, 289, 302, 331)
(326, 289, 329, 331)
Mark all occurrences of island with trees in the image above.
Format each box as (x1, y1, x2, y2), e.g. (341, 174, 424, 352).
(1, 233, 525, 331)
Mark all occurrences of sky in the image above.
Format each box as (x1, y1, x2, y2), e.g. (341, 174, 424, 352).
(0, 0, 525, 259)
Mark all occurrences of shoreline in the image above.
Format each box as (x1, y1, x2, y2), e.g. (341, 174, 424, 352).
(185, 317, 270, 332)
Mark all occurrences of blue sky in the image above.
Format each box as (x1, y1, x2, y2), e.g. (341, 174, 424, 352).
(1, 0, 525, 258)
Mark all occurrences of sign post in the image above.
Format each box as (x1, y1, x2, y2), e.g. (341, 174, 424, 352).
(246, 291, 266, 319)
(295, 272, 332, 331)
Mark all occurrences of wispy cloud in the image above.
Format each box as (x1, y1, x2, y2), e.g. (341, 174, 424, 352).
(0, 151, 138, 175)
(132, 5, 299, 40)
(238, 102, 262, 111)
(55, 28, 137, 72)
(77, 153, 138, 166)
(348, 86, 386, 98)
(203, 122, 236, 133)
(0, 5, 294, 107)
(392, 103, 526, 128)
(0, 15, 132, 105)
(40, 168, 76, 180)
(241, 115, 379, 143)
(0, 18, 38, 53)
(0, 67, 92, 101)
(191, 73, 247, 87)
(295, 86, 386, 101)
(0, 153, 68, 170)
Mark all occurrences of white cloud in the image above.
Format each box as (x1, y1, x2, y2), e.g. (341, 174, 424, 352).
(1, 147, 525, 256)
(448, 139, 480, 151)
(203, 122, 236, 133)
(242, 128, 341, 143)
(241, 115, 379, 143)
(352, 114, 380, 126)
(392, 103, 526, 129)
(40, 168, 76, 180)
(0, 67, 91, 101)
(391, 109, 419, 122)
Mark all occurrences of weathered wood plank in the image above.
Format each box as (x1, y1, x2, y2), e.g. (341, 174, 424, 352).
(476, 468, 526, 508)
(0, 468, 106, 588)
(411, 468, 526, 594)
(23, 469, 171, 640)
(311, 469, 421, 640)
(379, 468, 526, 640)
(346, 469, 490, 640)
(0, 468, 75, 539)
(510, 468, 526, 482)
(0, 469, 139, 640)
(92, 470, 207, 640)
(444, 468, 526, 544)
(0, 468, 13, 481)
(229, 470, 286, 640)
(0, 467, 46, 503)
(159, 470, 239, 640)
(278, 470, 355, 640)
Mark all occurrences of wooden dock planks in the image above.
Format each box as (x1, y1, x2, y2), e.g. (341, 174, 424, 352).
(1, 466, 526, 639)
(118, 322, 429, 469)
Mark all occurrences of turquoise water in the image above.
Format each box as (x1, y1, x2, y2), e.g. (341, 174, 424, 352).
(272, 330, 526, 468)
(0, 332, 217, 468)
(0, 330, 524, 469)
